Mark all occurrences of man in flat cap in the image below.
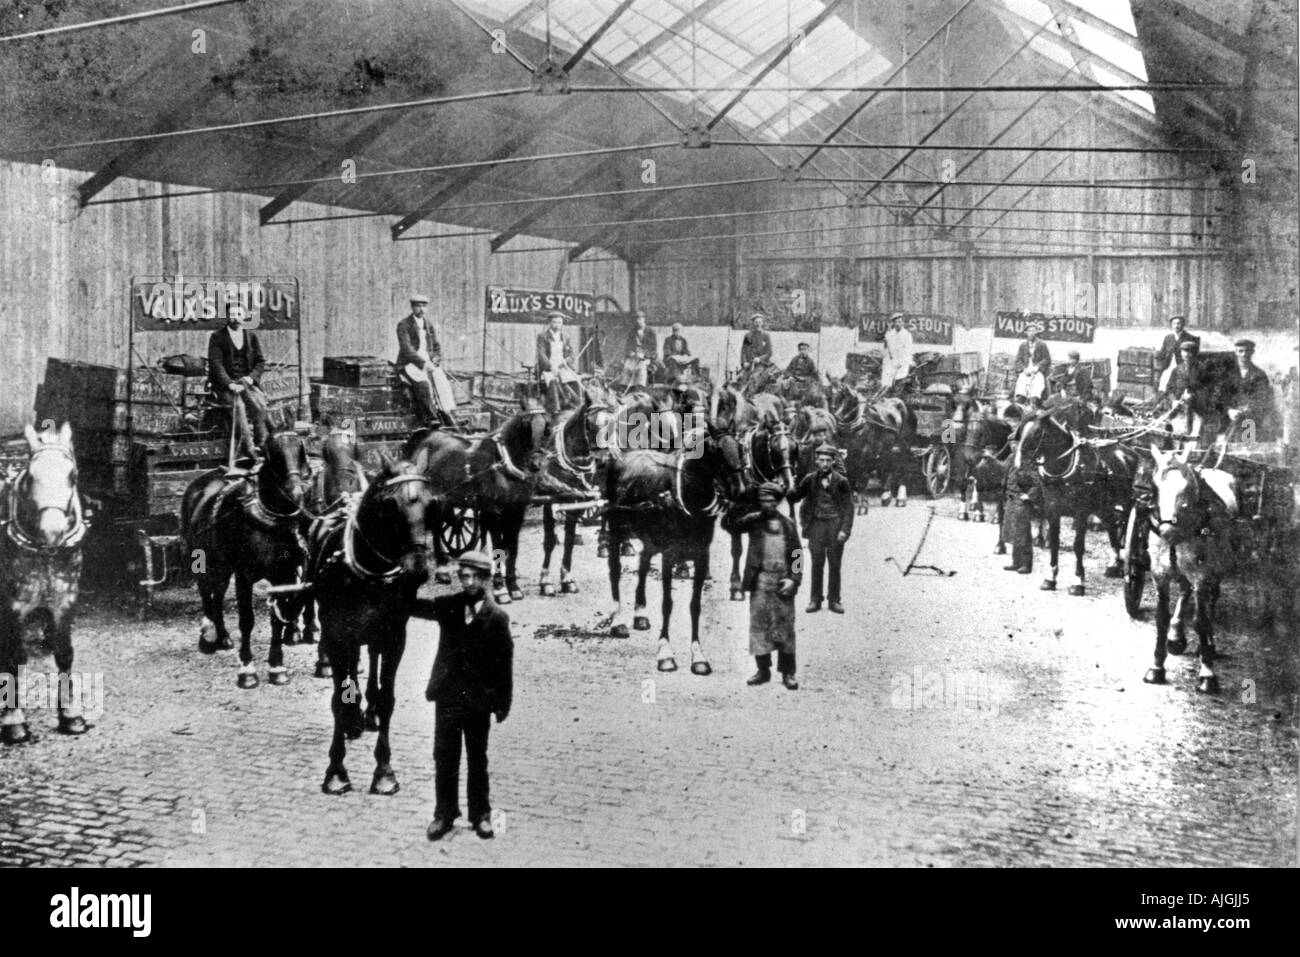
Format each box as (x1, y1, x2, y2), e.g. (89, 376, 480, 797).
(1227, 339, 1278, 442)
(1050, 349, 1093, 405)
(1163, 338, 1217, 441)
(662, 321, 694, 380)
(881, 313, 914, 390)
(723, 481, 802, 690)
(208, 301, 268, 465)
(425, 549, 513, 841)
(1156, 314, 1200, 393)
(536, 312, 581, 414)
(397, 293, 456, 428)
(787, 442, 854, 614)
(740, 313, 773, 370)
(1013, 325, 1051, 406)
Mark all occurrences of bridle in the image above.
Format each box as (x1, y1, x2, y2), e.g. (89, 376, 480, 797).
(4, 444, 87, 552)
(342, 471, 435, 580)
(1149, 462, 1206, 541)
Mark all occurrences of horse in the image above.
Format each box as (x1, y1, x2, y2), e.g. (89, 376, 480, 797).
(1013, 400, 1138, 595)
(1141, 445, 1235, 693)
(179, 431, 310, 688)
(833, 394, 917, 511)
(307, 455, 437, 795)
(538, 390, 614, 597)
(603, 423, 747, 673)
(292, 426, 369, 651)
(0, 423, 90, 744)
(404, 407, 582, 602)
(716, 389, 800, 601)
(733, 360, 783, 399)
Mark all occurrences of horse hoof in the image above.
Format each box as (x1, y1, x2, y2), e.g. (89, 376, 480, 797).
(301, 629, 318, 645)
(539, 583, 557, 597)
(268, 669, 290, 686)
(1039, 580, 1056, 591)
(561, 581, 579, 594)
(237, 671, 260, 690)
(1067, 585, 1085, 596)
(495, 593, 512, 606)
(57, 715, 89, 736)
(1166, 639, 1187, 656)
(314, 661, 333, 679)
(281, 630, 298, 646)
(369, 771, 400, 796)
(610, 624, 629, 638)
(960, 513, 969, 522)
(1103, 564, 1124, 579)
(1, 723, 31, 745)
(633, 616, 651, 631)
(1196, 675, 1220, 695)
(994, 545, 1006, 555)
(691, 661, 712, 676)
(658, 657, 678, 673)
(216, 635, 234, 651)
(1143, 668, 1167, 685)
(364, 709, 381, 732)
(198, 636, 220, 655)
(322, 771, 352, 796)
(509, 589, 524, 602)
(434, 571, 453, 585)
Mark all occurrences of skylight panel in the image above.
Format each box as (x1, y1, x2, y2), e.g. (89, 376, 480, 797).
(1090, 63, 1155, 112)
(1067, 0, 1138, 35)
(1030, 32, 1081, 70)
(1069, 17, 1147, 79)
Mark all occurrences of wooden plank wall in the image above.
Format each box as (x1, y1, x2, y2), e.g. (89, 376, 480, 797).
(0, 159, 628, 432)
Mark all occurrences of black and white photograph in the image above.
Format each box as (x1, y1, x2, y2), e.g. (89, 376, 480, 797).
(0, 0, 1296, 885)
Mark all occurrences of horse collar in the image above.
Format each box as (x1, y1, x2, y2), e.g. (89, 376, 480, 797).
(3, 472, 88, 553)
(494, 435, 530, 481)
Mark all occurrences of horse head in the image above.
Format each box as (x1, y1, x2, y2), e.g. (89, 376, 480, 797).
(19, 421, 82, 547)
(370, 454, 437, 578)
(500, 409, 552, 474)
(1149, 445, 1204, 545)
(320, 425, 367, 505)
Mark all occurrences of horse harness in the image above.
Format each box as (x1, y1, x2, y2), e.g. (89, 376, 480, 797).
(311, 471, 435, 583)
(1, 444, 88, 553)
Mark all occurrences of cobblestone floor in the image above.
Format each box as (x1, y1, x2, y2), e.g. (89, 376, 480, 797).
(1, 503, 1295, 867)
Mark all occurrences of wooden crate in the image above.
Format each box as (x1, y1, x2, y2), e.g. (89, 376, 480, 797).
(133, 435, 229, 473)
(323, 356, 394, 389)
(1091, 375, 1112, 396)
(43, 358, 189, 406)
(82, 461, 132, 495)
(36, 395, 197, 435)
(135, 467, 215, 518)
(347, 411, 421, 437)
(311, 382, 410, 417)
(1117, 363, 1156, 385)
(480, 372, 532, 401)
(935, 352, 982, 374)
(75, 429, 135, 465)
(1117, 348, 1157, 368)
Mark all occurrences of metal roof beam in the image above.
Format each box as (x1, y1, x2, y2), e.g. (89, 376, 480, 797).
(613, 0, 732, 71)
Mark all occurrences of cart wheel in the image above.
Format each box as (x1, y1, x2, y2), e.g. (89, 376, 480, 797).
(439, 504, 481, 557)
(924, 445, 952, 498)
(1123, 506, 1148, 619)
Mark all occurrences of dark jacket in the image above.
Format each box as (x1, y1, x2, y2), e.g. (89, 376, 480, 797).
(1156, 330, 1200, 370)
(1227, 363, 1277, 439)
(624, 327, 657, 361)
(788, 470, 854, 537)
(723, 507, 802, 594)
(740, 330, 773, 366)
(1014, 339, 1051, 375)
(1052, 365, 1093, 401)
(207, 327, 265, 398)
(535, 329, 574, 374)
(425, 593, 513, 714)
(395, 313, 440, 368)
(786, 353, 818, 379)
(663, 334, 690, 359)
(1165, 360, 1217, 416)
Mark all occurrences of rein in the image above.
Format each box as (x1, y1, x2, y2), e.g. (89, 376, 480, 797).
(341, 472, 433, 581)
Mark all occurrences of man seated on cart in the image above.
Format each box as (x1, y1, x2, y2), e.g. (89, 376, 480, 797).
(208, 301, 268, 466)
(1225, 339, 1279, 443)
(662, 323, 696, 380)
(397, 292, 457, 429)
(1163, 339, 1222, 447)
(1012, 326, 1051, 407)
(536, 312, 582, 414)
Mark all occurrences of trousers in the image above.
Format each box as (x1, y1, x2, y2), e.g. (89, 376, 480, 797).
(756, 651, 796, 675)
(225, 385, 268, 459)
(433, 704, 492, 824)
(806, 520, 844, 603)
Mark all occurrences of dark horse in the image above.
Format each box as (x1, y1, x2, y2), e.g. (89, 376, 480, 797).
(307, 455, 436, 795)
(538, 390, 614, 596)
(603, 423, 747, 673)
(826, 386, 917, 512)
(715, 388, 800, 602)
(405, 408, 581, 602)
(1014, 400, 1138, 595)
(0, 423, 90, 743)
(180, 431, 310, 687)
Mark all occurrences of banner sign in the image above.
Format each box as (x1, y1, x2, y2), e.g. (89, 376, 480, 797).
(858, 312, 954, 346)
(131, 276, 300, 331)
(994, 311, 1096, 343)
(485, 287, 595, 324)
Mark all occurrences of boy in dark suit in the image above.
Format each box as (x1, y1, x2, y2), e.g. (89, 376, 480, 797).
(425, 550, 513, 841)
(787, 443, 854, 614)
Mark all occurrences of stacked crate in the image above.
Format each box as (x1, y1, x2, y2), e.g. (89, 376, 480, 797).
(1116, 348, 1160, 403)
(184, 364, 302, 433)
(986, 352, 1018, 394)
(312, 356, 413, 426)
(1050, 358, 1112, 397)
(130, 435, 228, 517)
(928, 351, 982, 391)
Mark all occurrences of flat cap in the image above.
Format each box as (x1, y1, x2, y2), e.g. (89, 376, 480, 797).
(457, 550, 493, 573)
(756, 481, 785, 500)
(1178, 339, 1199, 352)
(1067, 349, 1081, 359)
(409, 292, 430, 304)
(814, 443, 837, 457)
(1234, 338, 1256, 351)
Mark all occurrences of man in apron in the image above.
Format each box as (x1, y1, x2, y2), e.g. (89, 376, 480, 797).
(396, 293, 457, 428)
(881, 313, 914, 390)
(536, 312, 581, 413)
(1013, 327, 1051, 405)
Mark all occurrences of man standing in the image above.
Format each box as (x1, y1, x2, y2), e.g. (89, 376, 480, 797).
(1156, 315, 1199, 393)
(788, 443, 853, 614)
(1013, 326, 1051, 404)
(536, 312, 580, 413)
(724, 482, 802, 691)
(881, 313, 914, 389)
(622, 310, 658, 388)
(1226, 339, 1278, 442)
(208, 301, 268, 464)
(740, 313, 773, 369)
(396, 293, 456, 428)
(662, 322, 693, 379)
(425, 550, 513, 842)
